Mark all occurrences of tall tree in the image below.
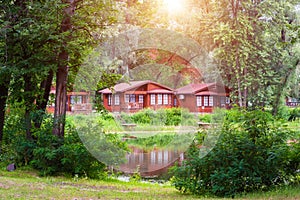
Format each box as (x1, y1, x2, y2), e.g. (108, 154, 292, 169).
(53, 0, 116, 137)
(171, 0, 300, 110)
(0, 0, 64, 140)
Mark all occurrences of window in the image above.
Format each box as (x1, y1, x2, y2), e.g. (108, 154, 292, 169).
(174, 98, 177, 106)
(204, 96, 208, 106)
(108, 94, 112, 106)
(139, 95, 144, 103)
(209, 96, 214, 106)
(163, 94, 169, 105)
(114, 94, 120, 105)
(71, 95, 82, 104)
(157, 94, 162, 105)
(220, 96, 226, 105)
(150, 94, 156, 105)
(196, 96, 202, 107)
(125, 94, 129, 103)
(129, 94, 136, 102)
(226, 97, 230, 104)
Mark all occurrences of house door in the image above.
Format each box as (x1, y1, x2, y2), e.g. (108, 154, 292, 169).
(138, 95, 145, 109)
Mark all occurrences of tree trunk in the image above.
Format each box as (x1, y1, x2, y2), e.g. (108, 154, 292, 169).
(243, 67, 248, 107)
(52, 0, 75, 137)
(24, 74, 36, 140)
(272, 59, 299, 116)
(0, 78, 10, 152)
(34, 70, 54, 129)
(53, 56, 69, 137)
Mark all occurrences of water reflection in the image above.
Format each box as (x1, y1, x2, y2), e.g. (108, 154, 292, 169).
(119, 146, 184, 177)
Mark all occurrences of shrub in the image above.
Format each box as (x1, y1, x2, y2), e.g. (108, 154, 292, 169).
(171, 109, 299, 197)
(131, 108, 155, 124)
(198, 114, 212, 123)
(289, 107, 300, 121)
(128, 108, 196, 126)
(29, 118, 107, 178)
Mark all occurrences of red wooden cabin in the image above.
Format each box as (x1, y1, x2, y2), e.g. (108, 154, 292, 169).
(176, 82, 231, 113)
(98, 80, 175, 113)
(47, 87, 92, 114)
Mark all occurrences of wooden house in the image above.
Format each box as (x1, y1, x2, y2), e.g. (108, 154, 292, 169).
(47, 87, 92, 114)
(98, 80, 175, 113)
(175, 82, 231, 113)
(286, 97, 300, 107)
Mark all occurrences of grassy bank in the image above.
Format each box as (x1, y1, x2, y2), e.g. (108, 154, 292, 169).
(0, 168, 299, 200)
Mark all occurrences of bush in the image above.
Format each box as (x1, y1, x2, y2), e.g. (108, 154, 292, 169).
(289, 107, 300, 121)
(2, 113, 111, 178)
(131, 108, 156, 124)
(171, 109, 299, 197)
(128, 107, 196, 126)
(198, 114, 212, 123)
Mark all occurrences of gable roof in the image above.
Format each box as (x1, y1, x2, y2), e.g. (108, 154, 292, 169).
(176, 82, 227, 95)
(98, 80, 173, 94)
(176, 83, 215, 94)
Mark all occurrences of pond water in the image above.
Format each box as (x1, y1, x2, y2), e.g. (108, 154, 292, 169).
(119, 145, 185, 177)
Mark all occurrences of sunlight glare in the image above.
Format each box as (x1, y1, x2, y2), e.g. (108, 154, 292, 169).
(163, 0, 185, 14)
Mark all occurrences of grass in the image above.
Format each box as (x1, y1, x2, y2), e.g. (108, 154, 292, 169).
(0, 167, 299, 200)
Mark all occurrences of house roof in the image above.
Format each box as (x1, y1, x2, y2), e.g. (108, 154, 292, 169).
(176, 82, 227, 95)
(176, 83, 216, 94)
(98, 80, 173, 94)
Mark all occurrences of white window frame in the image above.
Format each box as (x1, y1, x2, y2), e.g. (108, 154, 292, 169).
(163, 94, 168, 105)
(204, 96, 209, 106)
(71, 95, 82, 104)
(196, 96, 202, 107)
(129, 94, 136, 103)
(108, 94, 112, 106)
(114, 94, 120, 105)
(150, 94, 156, 105)
(209, 96, 214, 106)
(139, 95, 144, 103)
(157, 94, 162, 105)
(125, 94, 129, 103)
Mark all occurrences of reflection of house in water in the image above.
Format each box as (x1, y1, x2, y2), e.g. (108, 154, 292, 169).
(119, 146, 184, 177)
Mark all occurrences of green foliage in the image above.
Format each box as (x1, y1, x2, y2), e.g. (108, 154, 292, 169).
(2, 113, 107, 178)
(288, 107, 300, 121)
(122, 108, 196, 126)
(198, 114, 212, 123)
(171, 109, 299, 197)
(130, 108, 156, 124)
(126, 134, 176, 149)
(72, 114, 129, 167)
(30, 120, 106, 178)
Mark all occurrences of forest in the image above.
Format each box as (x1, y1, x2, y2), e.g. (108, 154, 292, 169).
(0, 0, 299, 199)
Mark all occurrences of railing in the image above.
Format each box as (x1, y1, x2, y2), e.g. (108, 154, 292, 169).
(286, 102, 300, 107)
(71, 103, 92, 113)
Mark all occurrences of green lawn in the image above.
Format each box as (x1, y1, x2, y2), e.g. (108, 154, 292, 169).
(0, 168, 299, 200)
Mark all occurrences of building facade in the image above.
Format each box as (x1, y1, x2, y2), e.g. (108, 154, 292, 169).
(98, 80, 175, 113)
(99, 81, 231, 113)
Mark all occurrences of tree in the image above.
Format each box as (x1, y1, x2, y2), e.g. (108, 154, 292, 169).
(52, 0, 116, 137)
(0, 0, 63, 141)
(169, 0, 300, 111)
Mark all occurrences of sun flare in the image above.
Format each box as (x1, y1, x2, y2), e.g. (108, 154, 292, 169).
(163, 0, 185, 14)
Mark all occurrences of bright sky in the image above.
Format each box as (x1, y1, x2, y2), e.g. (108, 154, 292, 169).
(163, 0, 185, 14)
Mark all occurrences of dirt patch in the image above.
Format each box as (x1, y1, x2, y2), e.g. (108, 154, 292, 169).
(0, 182, 10, 189)
(54, 182, 143, 193)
